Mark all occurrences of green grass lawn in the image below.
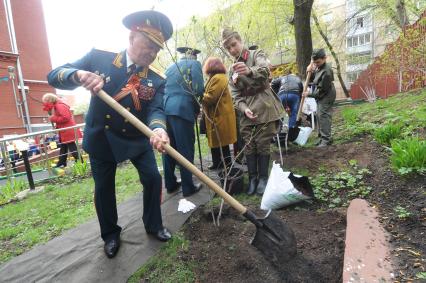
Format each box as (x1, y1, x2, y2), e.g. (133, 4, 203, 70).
(0, 163, 141, 264)
(333, 89, 426, 143)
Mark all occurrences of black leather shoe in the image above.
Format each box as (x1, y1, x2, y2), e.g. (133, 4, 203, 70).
(167, 179, 182, 194)
(183, 183, 202, 197)
(148, 227, 172, 242)
(104, 239, 120, 258)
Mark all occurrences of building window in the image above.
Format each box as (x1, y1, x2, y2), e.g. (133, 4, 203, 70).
(365, 33, 371, 44)
(356, 17, 364, 28)
(346, 33, 372, 48)
(347, 51, 372, 65)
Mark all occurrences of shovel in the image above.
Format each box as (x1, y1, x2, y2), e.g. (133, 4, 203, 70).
(296, 71, 312, 123)
(97, 90, 297, 263)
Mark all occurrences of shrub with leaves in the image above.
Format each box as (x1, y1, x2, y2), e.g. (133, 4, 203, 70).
(393, 205, 411, 219)
(390, 137, 426, 175)
(311, 160, 372, 208)
(373, 123, 403, 145)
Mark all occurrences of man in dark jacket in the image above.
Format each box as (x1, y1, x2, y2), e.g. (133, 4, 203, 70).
(47, 10, 173, 258)
(303, 49, 336, 147)
(271, 71, 303, 128)
(162, 47, 204, 197)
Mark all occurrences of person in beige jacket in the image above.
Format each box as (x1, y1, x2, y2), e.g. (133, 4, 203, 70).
(222, 28, 284, 195)
(202, 57, 237, 169)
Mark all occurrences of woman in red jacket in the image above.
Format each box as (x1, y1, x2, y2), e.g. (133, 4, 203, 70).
(42, 93, 82, 167)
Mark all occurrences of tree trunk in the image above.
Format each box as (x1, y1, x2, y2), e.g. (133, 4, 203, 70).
(377, 0, 405, 29)
(293, 0, 314, 79)
(396, 0, 409, 28)
(312, 12, 350, 98)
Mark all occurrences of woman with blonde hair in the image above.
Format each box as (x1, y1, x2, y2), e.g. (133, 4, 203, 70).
(42, 93, 82, 167)
(202, 57, 237, 170)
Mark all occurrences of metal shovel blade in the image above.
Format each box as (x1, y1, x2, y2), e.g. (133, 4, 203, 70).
(247, 210, 297, 263)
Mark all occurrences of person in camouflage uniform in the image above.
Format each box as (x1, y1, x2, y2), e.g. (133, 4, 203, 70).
(303, 48, 336, 147)
(222, 28, 284, 195)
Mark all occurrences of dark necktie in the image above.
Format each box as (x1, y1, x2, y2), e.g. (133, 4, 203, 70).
(127, 64, 136, 74)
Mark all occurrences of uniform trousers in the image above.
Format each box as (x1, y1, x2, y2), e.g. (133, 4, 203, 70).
(163, 116, 196, 195)
(90, 149, 163, 242)
(240, 121, 279, 155)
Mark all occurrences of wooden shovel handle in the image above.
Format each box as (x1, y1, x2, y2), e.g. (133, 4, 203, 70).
(97, 90, 247, 214)
(296, 71, 312, 121)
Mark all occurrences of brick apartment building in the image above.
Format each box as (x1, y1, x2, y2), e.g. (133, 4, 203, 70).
(0, 0, 56, 136)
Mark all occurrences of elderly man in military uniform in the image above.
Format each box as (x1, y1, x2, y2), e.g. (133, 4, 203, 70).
(303, 48, 336, 147)
(47, 10, 173, 259)
(162, 47, 204, 197)
(222, 28, 284, 196)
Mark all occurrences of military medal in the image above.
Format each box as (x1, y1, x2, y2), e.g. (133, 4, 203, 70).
(147, 79, 153, 87)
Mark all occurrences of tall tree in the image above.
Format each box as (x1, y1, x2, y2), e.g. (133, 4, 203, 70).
(292, 0, 314, 78)
(312, 12, 350, 98)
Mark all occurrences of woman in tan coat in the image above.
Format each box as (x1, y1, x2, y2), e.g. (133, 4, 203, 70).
(202, 57, 237, 170)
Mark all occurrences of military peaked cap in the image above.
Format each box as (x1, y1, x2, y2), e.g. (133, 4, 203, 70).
(123, 10, 173, 49)
(176, 47, 201, 55)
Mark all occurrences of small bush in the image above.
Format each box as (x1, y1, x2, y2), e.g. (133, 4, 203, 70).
(71, 160, 89, 177)
(373, 123, 403, 145)
(394, 205, 411, 219)
(391, 137, 426, 175)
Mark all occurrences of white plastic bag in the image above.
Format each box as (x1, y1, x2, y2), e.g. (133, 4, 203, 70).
(302, 97, 317, 115)
(294, 127, 313, 146)
(261, 162, 313, 210)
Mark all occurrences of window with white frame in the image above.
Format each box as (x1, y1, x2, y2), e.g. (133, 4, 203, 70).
(347, 51, 372, 65)
(346, 33, 372, 48)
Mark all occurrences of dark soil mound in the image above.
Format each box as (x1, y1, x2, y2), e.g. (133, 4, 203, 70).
(181, 207, 345, 283)
(179, 136, 424, 282)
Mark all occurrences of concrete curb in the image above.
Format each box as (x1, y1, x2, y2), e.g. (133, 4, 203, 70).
(343, 198, 394, 283)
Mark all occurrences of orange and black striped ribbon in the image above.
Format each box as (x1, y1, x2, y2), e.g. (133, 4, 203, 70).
(113, 74, 141, 111)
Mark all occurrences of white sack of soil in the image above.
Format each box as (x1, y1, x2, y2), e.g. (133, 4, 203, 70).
(294, 127, 313, 146)
(302, 97, 317, 115)
(261, 162, 314, 210)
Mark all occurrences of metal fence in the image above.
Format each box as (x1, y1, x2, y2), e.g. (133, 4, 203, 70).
(0, 124, 85, 187)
